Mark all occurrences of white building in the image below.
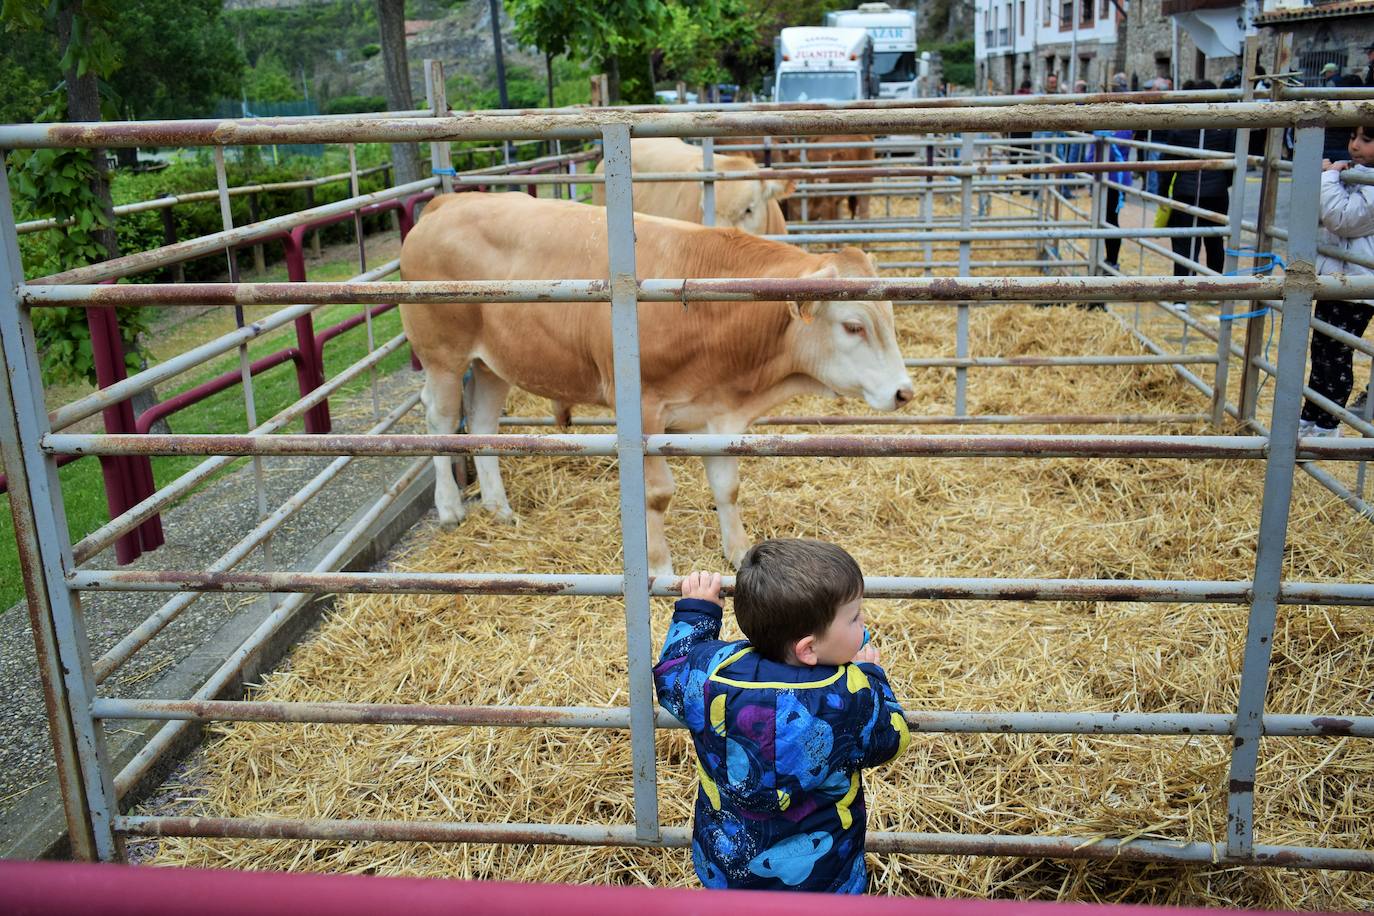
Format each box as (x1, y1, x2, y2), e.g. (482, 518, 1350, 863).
(974, 0, 1128, 94)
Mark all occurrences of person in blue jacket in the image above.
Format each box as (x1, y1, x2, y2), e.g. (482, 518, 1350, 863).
(653, 539, 910, 893)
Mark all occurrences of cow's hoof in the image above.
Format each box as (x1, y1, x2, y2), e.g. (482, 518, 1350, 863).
(436, 508, 469, 530)
(723, 545, 750, 570)
(483, 503, 517, 524)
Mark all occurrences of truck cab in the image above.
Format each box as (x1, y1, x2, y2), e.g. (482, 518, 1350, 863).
(773, 27, 878, 103)
(824, 3, 920, 99)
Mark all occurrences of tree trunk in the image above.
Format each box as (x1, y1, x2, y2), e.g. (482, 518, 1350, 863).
(606, 55, 621, 104)
(58, 5, 118, 262)
(375, 0, 421, 186)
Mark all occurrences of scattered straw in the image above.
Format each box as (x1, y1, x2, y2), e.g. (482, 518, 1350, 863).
(147, 190, 1372, 907)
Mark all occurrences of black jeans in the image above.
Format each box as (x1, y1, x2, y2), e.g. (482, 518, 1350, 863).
(1301, 299, 1374, 429)
(1103, 187, 1121, 266)
(1166, 192, 1229, 277)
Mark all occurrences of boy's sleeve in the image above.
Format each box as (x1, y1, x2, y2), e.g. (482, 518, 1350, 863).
(1319, 170, 1374, 238)
(851, 662, 911, 769)
(652, 598, 724, 724)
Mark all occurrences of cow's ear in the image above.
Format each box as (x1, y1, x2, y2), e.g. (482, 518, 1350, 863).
(767, 178, 797, 200)
(789, 265, 838, 322)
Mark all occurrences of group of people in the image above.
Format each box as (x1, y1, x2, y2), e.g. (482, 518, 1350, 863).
(1028, 65, 1372, 440)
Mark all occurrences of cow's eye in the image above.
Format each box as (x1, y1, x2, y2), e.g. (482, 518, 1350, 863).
(843, 321, 865, 335)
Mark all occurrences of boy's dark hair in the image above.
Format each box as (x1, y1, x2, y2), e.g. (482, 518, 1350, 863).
(733, 539, 864, 663)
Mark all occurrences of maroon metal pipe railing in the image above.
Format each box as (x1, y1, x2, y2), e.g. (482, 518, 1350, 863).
(0, 860, 1313, 916)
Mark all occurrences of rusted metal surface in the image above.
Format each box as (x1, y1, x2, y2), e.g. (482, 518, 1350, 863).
(41, 431, 1374, 461)
(66, 569, 1374, 606)
(91, 698, 655, 729)
(458, 159, 1232, 185)
(46, 432, 618, 458)
(89, 699, 1374, 739)
(107, 816, 1374, 871)
(4, 102, 1374, 150)
(115, 815, 690, 849)
(23, 275, 1300, 307)
(507, 412, 1213, 428)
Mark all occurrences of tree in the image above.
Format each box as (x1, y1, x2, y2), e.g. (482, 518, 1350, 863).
(2, 0, 149, 386)
(375, 0, 421, 186)
(106, 0, 245, 120)
(506, 0, 668, 103)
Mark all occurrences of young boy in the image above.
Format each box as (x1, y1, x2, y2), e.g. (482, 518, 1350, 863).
(1300, 124, 1374, 438)
(652, 539, 910, 893)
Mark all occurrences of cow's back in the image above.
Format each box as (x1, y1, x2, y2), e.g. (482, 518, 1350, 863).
(591, 138, 765, 226)
(400, 192, 808, 407)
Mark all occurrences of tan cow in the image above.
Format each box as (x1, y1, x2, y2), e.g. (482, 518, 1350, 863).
(400, 192, 913, 577)
(592, 137, 792, 236)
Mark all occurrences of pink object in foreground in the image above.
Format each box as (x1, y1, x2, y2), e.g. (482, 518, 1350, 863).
(0, 860, 1334, 916)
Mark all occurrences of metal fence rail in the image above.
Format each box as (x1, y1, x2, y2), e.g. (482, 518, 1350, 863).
(2, 85, 1373, 874)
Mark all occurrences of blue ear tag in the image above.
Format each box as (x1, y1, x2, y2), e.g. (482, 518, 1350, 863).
(861, 628, 871, 648)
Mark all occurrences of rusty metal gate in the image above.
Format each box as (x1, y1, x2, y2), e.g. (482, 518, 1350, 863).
(2, 77, 1373, 872)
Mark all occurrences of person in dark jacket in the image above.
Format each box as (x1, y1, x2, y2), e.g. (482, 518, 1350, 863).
(1160, 81, 1235, 280)
(1324, 75, 1368, 162)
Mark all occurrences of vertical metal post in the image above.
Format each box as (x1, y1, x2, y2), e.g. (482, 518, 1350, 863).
(348, 144, 380, 422)
(799, 144, 809, 223)
(1088, 136, 1104, 279)
(159, 201, 182, 283)
(424, 60, 455, 195)
(956, 133, 973, 415)
(304, 185, 322, 258)
(1239, 34, 1294, 421)
(701, 137, 716, 227)
(923, 141, 934, 273)
(0, 160, 123, 861)
(1224, 125, 1323, 862)
(214, 148, 276, 611)
(246, 194, 266, 274)
(1210, 38, 1259, 427)
(600, 124, 660, 842)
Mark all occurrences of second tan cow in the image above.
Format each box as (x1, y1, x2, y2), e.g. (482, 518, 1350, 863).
(592, 137, 791, 235)
(399, 192, 914, 577)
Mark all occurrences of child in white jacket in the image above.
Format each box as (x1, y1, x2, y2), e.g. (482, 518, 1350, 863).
(1300, 125, 1374, 438)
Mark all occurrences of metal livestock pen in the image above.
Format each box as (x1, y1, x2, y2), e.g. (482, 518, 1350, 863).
(2, 73, 1374, 876)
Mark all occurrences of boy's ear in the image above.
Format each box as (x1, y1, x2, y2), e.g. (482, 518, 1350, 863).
(793, 634, 819, 667)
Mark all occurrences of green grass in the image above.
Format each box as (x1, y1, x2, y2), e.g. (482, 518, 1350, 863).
(0, 270, 412, 610)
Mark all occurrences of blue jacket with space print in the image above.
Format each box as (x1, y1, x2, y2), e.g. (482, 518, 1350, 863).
(653, 598, 910, 893)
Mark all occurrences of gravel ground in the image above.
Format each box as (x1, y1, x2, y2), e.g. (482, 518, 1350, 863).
(0, 366, 428, 849)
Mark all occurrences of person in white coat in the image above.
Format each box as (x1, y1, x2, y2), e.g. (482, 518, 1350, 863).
(1300, 125, 1374, 437)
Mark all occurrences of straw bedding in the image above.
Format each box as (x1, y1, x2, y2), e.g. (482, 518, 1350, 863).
(147, 189, 1373, 908)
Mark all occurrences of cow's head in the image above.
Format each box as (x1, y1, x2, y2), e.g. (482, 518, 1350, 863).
(712, 155, 795, 235)
(790, 247, 913, 411)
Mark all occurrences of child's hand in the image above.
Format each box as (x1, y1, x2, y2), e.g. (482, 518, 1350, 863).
(852, 642, 880, 665)
(679, 571, 722, 606)
(1323, 159, 1350, 172)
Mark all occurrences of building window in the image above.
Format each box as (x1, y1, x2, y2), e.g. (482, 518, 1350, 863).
(1043, 0, 1051, 27)
(1019, 0, 1026, 34)
(1099, 0, 1108, 18)
(1060, 0, 1072, 30)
